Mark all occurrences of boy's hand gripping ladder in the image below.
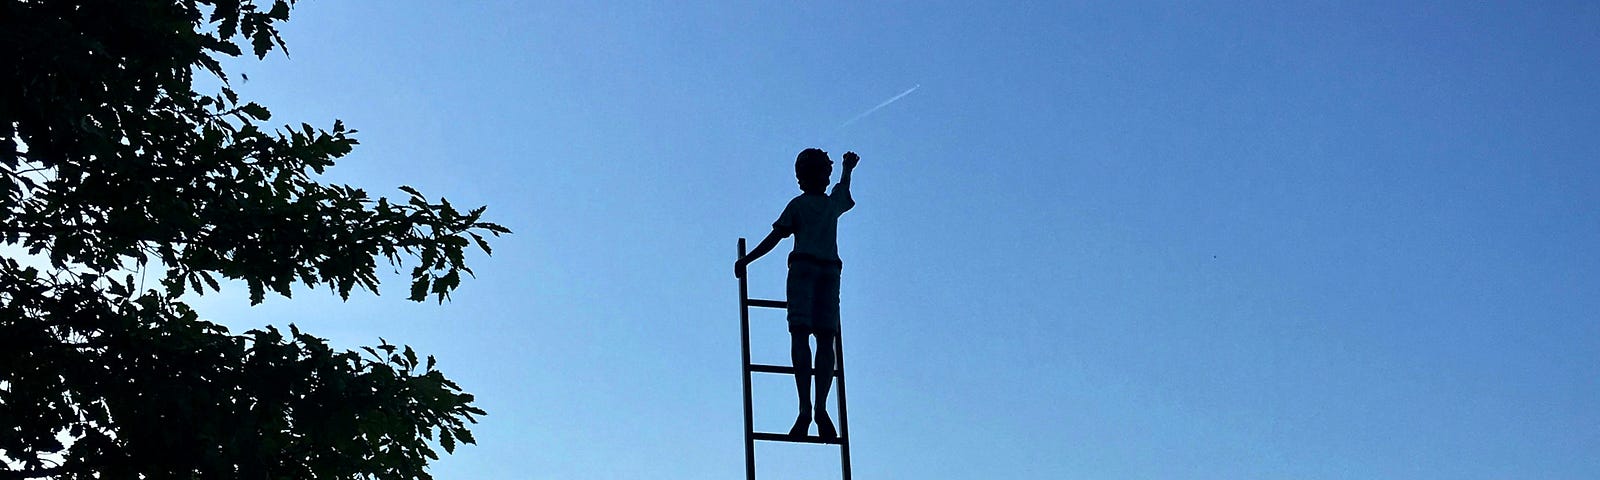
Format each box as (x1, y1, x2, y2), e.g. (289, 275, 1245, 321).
(737, 238, 854, 480)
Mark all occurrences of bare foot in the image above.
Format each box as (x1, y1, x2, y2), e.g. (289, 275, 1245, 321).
(789, 410, 811, 437)
(814, 410, 836, 439)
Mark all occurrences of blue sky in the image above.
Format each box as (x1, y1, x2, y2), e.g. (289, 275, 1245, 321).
(193, 2, 1599, 478)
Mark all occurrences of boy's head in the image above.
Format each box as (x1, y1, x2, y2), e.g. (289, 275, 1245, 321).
(795, 148, 832, 194)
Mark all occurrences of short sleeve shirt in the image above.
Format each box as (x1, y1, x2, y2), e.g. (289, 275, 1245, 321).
(773, 183, 854, 263)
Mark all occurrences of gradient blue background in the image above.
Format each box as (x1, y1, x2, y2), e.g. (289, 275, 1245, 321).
(191, 2, 1598, 478)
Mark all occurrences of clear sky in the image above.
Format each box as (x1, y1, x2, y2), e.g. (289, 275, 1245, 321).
(192, 2, 1599, 478)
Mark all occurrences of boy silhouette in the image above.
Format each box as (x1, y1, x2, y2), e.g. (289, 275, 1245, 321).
(735, 148, 859, 439)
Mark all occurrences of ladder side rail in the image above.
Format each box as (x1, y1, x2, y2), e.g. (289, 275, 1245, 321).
(738, 238, 756, 480)
(834, 334, 852, 480)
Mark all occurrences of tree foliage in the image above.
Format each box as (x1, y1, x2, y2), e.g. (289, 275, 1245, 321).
(1, 0, 509, 478)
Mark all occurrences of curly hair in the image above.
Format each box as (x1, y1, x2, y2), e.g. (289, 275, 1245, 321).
(795, 148, 832, 193)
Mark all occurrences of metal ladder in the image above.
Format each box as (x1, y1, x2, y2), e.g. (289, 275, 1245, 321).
(737, 238, 853, 480)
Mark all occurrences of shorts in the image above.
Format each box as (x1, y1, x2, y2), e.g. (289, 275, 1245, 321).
(786, 259, 841, 334)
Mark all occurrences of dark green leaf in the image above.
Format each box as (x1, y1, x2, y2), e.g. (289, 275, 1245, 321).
(469, 232, 492, 255)
(240, 102, 271, 121)
(440, 429, 456, 454)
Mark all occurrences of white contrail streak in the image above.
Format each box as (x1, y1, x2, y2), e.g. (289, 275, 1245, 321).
(838, 84, 921, 128)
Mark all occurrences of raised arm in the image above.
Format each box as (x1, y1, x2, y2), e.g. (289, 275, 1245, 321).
(831, 151, 859, 212)
(735, 228, 787, 278)
(839, 151, 858, 189)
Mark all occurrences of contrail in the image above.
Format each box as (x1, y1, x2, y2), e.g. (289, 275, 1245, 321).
(838, 84, 921, 128)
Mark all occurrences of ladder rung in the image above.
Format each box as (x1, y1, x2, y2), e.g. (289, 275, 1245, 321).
(752, 432, 845, 445)
(749, 363, 843, 378)
(745, 298, 787, 309)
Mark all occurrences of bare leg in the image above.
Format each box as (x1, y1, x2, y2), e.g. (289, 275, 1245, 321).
(789, 331, 813, 436)
(812, 331, 837, 438)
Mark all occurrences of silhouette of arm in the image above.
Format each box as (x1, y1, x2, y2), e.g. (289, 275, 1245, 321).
(735, 228, 787, 278)
(833, 152, 858, 212)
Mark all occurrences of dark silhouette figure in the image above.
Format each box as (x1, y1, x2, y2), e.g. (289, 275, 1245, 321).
(735, 148, 859, 439)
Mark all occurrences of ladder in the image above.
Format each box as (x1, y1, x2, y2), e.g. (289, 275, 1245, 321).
(737, 238, 854, 480)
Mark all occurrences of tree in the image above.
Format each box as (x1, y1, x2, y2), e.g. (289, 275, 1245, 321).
(1, 1, 509, 478)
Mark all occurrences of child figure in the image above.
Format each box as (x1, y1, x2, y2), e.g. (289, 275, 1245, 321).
(735, 148, 859, 439)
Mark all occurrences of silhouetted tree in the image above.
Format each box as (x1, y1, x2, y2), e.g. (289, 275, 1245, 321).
(1, 1, 508, 478)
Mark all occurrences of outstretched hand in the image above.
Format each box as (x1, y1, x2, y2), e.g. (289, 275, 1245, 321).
(843, 151, 860, 169)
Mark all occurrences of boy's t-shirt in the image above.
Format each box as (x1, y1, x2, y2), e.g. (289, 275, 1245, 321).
(773, 183, 854, 264)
